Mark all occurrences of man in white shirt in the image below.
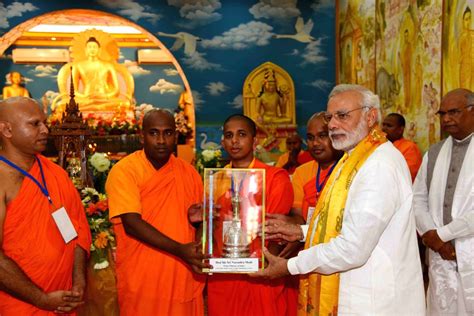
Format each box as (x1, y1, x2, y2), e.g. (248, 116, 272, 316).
(413, 88, 474, 315)
(253, 84, 425, 315)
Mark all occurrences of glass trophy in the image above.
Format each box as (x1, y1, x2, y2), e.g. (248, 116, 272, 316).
(202, 168, 266, 273)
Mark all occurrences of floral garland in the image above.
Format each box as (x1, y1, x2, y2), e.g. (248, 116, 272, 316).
(81, 187, 115, 270)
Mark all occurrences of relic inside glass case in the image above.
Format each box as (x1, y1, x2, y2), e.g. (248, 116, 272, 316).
(202, 168, 266, 273)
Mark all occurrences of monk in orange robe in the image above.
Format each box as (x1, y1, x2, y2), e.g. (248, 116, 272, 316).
(275, 133, 312, 175)
(382, 113, 422, 181)
(0, 96, 91, 315)
(207, 114, 293, 316)
(106, 109, 207, 315)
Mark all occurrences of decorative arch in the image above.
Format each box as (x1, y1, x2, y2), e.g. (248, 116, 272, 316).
(0, 9, 196, 147)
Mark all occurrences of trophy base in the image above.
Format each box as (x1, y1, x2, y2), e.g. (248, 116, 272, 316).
(222, 245, 250, 258)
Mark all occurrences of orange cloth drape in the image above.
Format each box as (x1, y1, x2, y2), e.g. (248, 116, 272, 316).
(207, 159, 293, 316)
(393, 138, 422, 182)
(106, 151, 204, 316)
(0, 155, 91, 315)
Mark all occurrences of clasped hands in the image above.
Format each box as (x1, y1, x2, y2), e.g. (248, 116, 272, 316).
(421, 229, 456, 261)
(39, 283, 84, 314)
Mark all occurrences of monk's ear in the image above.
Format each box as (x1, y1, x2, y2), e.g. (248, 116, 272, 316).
(0, 121, 12, 138)
(252, 136, 258, 150)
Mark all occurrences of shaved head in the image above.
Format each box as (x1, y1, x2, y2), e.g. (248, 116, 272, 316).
(142, 108, 175, 131)
(307, 112, 327, 128)
(0, 96, 48, 155)
(0, 96, 42, 124)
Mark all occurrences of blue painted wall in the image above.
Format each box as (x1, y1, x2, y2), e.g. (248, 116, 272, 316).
(0, 0, 335, 147)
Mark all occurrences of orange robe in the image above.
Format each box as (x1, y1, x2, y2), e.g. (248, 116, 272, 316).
(207, 159, 293, 316)
(0, 155, 91, 315)
(393, 138, 422, 182)
(275, 150, 313, 174)
(106, 151, 204, 316)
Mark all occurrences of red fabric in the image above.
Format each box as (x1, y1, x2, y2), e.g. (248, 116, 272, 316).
(297, 150, 313, 165)
(0, 155, 91, 315)
(207, 159, 293, 316)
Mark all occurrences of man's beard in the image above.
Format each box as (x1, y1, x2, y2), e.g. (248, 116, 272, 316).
(329, 118, 369, 151)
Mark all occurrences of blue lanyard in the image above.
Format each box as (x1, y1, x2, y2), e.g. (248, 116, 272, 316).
(315, 161, 337, 193)
(0, 155, 52, 204)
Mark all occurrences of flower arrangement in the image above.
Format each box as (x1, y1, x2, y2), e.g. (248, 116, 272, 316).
(83, 114, 140, 136)
(89, 152, 113, 194)
(195, 148, 223, 175)
(81, 187, 115, 270)
(174, 110, 193, 144)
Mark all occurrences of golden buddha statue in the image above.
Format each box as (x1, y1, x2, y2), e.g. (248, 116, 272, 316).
(53, 29, 135, 118)
(243, 62, 296, 152)
(256, 69, 291, 124)
(2, 71, 30, 99)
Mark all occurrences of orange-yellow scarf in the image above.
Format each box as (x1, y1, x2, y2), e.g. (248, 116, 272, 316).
(298, 126, 386, 316)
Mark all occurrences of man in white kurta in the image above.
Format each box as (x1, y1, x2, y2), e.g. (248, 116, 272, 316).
(254, 84, 425, 315)
(413, 88, 474, 315)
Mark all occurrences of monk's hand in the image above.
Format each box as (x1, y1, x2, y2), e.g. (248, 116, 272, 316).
(265, 213, 304, 242)
(69, 282, 85, 302)
(438, 242, 456, 261)
(188, 203, 204, 225)
(37, 290, 84, 313)
(278, 241, 303, 259)
(178, 241, 212, 274)
(249, 248, 290, 280)
(188, 203, 220, 227)
(421, 229, 445, 252)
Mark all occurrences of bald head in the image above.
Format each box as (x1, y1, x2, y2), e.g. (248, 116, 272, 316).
(0, 96, 48, 155)
(307, 112, 327, 128)
(142, 108, 175, 131)
(0, 96, 42, 122)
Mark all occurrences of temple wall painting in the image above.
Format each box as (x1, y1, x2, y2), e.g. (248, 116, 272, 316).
(443, 0, 474, 93)
(337, 0, 448, 152)
(0, 0, 336, 153)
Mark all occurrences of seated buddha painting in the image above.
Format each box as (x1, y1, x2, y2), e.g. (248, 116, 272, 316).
(52, 29, 135, 119)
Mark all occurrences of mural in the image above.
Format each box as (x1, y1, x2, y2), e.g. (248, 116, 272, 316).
(337, 0, 376, 91)
(336, 0, 443, 152)
(376, 0, 442, 151)
(443, 0, 474, 93)
(0, 0, 336, 152)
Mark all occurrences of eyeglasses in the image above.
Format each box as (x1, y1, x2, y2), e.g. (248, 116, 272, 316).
(323, 106, 371, 122)
(436, 105, 473, 118)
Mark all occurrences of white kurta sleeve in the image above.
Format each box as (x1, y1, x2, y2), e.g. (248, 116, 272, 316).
(413, 153, 437, 235)
(287, 158, 405, 275)
(437, 213, 474, 241)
